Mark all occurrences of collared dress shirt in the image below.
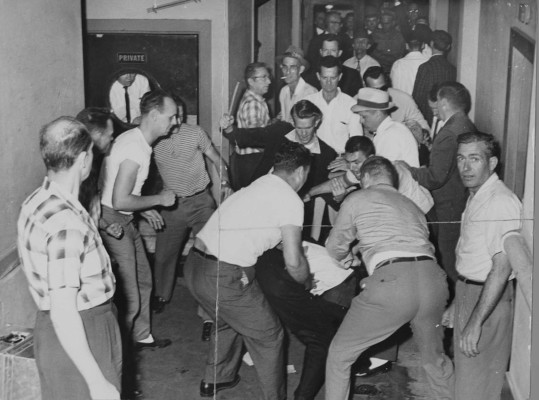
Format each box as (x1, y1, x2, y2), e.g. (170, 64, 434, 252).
(390, 51, 429, 95)
(236, 89, 270, 155)
(343, 55, 380, 86)
(456, 173, 522, 282)
(279, 78, 318, 123)
(109, 74, 151, 123)
(305, 89, 363, 154)
(373, 116, 419, 167)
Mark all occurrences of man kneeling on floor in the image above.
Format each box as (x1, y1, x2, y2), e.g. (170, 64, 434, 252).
(184, 141, 312, 400)
(325, 156, 454, 400)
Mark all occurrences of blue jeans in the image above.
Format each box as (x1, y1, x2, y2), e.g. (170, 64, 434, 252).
(100, 206, 153, 342)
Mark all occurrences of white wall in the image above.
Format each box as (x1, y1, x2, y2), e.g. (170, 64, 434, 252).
(86, 0, 230, 142)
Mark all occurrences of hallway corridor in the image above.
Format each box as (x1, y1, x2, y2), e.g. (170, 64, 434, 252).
(137, 277, 435, 400)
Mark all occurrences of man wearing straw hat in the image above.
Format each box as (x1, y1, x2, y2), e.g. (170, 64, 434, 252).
(276, 45, 317, 124)
(352, 87, 419, 167)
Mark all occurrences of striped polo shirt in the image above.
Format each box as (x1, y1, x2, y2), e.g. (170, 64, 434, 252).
(153, 123, 212, 197)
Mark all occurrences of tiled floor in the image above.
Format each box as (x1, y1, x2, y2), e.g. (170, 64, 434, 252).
(136, 278, 435, 400)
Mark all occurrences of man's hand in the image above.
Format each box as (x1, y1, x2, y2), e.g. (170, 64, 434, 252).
(459, 316, 482, 358)
(140, 209, 165, 231)
(330, 177, 347, 197)
(220, 184, 234, 203)
(219, 114, 234, 133)
(89, 379, 120, 400)
(328, 156, 349, 172)
(441, 301, 455, 328)
(159, 190, 176, 207)
(104, 223, 123, 239)
(394, 160, 411, 171)
(302, 193, 312, 203)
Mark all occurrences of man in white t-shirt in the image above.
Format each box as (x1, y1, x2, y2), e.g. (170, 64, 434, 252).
(100, 89, 176, 355)
(184, 141, 312, 399)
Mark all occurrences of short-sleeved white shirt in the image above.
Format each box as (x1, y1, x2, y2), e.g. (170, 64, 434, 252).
(197, 174, 304, 267)
(304, 89, 363, 154)
(374, 116, 419, 167)
(279, 78, 318, 123)
(100, 128, 152, 215)
(456, 173, 522, 281)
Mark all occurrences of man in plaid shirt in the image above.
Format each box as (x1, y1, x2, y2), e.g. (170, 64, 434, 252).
(17, 117, 121, 400)
(231, 62, 272, 189)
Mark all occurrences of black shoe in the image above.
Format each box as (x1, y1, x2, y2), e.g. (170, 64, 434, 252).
(354, 384, 379, 395)
(201, 321, 213, 342)
(200, 375, 240, 397)
(151, 296, 167, 314)
(134, 338, 172, 350)
(355, 360, 392, 377)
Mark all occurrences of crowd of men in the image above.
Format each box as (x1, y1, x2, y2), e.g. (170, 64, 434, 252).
(16, 2, 523, 400)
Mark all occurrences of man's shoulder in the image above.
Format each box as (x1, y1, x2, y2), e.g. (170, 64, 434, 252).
(318, 138, 338, 157)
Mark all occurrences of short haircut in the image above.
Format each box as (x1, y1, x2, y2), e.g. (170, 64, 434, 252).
(40, 116, 92, 172)
(273, 140, 312, 173)
(170, 91, 187, 123)
(345, 136, 375, 157)
(428, 83, 440, 102)
(291, 100, 322, 122)
(359, 156, 399, 188)
(320, 33, 342, 50)
(437, 81, 471, 114)
(362, 66, 389, 86)
(457, 131, 500, 160)
(140, 88, 173, 116)
(432, 30, 452, 52)
(76, 107, 112, 134)
(244, 62, 268, 83)
(319, 55, 342, 74)
(326, 11, 342, 22)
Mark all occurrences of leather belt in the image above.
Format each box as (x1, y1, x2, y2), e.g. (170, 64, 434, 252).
(180, 188, 207, 199)
(375, 255, 434, 270)
(192, 246, 218, 262)
(458, 275, 485, 286)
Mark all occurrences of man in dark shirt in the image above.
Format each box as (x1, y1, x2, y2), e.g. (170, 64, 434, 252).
(412, 30, 456, 124)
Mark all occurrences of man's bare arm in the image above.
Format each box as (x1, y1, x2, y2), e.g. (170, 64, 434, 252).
(459, 252, 512, 358)
(281, 225, 310, 287)
(112, 160, 175, 212)
(50, 288, 119, 400)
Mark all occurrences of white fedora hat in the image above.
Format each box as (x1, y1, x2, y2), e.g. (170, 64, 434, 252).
(351, 88, 394, 112)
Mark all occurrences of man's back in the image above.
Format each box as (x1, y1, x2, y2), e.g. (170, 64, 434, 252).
(198, 173, 304, 267)
(390, 51, 429, 95)
(412, 55, 457, 123)
(329, 185, 433, 269)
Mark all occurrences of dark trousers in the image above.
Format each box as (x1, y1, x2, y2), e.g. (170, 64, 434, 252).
(184, 249, 286, 400)
(34, 301, 122, 400)
(255, 248, 348, 400)
(153, 189, 215, 301)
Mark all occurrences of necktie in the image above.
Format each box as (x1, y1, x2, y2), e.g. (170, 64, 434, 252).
(357, 58, 363, 86)
(124, 86, 131, 123)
